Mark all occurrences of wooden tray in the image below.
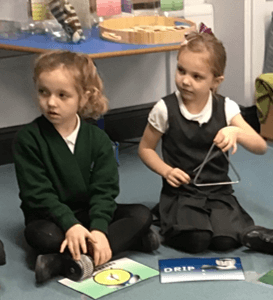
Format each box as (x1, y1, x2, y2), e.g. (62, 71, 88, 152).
(99, 16, 196, 44)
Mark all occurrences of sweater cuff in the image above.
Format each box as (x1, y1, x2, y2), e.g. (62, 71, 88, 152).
(59, 214, 81, 232)
(89, 219, 109, 235)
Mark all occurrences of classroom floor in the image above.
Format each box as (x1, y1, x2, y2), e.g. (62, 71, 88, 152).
(1, 141, 273, 300)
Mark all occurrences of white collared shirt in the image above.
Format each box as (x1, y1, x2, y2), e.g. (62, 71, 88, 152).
(63, 114, 81, 153)
(148, 90, 240, 133)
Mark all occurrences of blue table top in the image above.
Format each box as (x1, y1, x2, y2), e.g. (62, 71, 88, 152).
(0, 27, 181, 58)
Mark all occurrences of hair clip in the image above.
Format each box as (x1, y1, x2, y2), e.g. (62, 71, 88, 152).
(180, 23, 213, 46)
(199, 22, 213, 35)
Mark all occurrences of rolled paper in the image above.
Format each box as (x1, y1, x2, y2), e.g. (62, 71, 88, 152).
(48, 0, 85, 43)
(89, 0, 96, 13)
(160, 0, 183, 12)
(96, 0, 122, 17)
(31, 1, 48, 21)
(122, 0, 132, 13)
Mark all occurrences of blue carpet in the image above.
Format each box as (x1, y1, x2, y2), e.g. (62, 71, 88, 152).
(0, 143, 273, 300)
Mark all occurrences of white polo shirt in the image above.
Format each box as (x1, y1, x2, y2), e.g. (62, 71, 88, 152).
(63, 114, 81, 153)
(148, 90, 241, 134)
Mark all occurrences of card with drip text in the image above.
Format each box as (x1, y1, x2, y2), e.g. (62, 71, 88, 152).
(159, 257, 245, 283)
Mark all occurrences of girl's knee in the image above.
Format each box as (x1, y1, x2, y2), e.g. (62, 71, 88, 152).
(128, 204, 153, 226)
(184, 231, 212, 253)
(25, 220, 64, 253)
(210, 236, 241, 251)
(165, 230, 212, 254)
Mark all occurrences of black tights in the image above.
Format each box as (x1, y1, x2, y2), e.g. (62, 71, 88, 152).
(24, 203, 153, 256)
(0, 239, 5, 265)
(165, 230, 241, 254)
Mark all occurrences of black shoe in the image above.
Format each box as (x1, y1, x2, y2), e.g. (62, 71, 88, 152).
(151, 203, 160, 219)
(151, 204, 161, 227)
(140, 228, 160, 252)
(35, 253, 95, 283)
(240, 225, 273, 254)
(35, 253, 64, 284)
(0, 240, 6, 266)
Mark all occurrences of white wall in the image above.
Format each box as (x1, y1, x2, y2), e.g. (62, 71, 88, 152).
(250, 0, 273, 81)
(2, 0, 269, 128)
(206, 0, 246, 105)
(0, 54, 39, 128)
(206, 0, 273, 106)
(0, 0, 28, 23)
(0, 52, 167, 128)
(0, 3, 213, 128)
(95, 53, 167, 110)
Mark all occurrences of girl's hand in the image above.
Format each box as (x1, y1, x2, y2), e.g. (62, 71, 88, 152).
(87, 230, 112, 266)
(213, 126, 240, 154)
(165, 168, 191, 187)
(60, 224, 97, 261)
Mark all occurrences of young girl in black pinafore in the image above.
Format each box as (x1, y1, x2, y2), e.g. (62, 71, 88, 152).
(138, 31, 269, 254)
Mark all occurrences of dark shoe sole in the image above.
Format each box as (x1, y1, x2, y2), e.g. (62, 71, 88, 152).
(141, 228, 160, 252)
(35, 254, 63, 284)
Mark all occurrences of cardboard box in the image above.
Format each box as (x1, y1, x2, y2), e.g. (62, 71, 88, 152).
(261, 104, 273, 140)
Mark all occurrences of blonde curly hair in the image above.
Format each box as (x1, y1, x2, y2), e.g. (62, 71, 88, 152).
(33, 50, 108, 119)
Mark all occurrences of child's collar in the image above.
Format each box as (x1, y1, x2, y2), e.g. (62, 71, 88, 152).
(63, 114, 81, 146)
(176, 90, 212, 124)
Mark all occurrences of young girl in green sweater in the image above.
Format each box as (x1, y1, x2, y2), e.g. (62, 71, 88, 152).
(13, 50, 159, 284)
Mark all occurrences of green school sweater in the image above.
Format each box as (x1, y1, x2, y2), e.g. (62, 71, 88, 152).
(13, 115, 119, 234)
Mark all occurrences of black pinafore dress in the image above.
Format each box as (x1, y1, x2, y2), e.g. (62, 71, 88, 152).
(159, 93, 254, 242)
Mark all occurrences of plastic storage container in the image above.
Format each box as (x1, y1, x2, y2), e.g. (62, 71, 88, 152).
(161, 0, 185, 18)
(90, 0, 133, 26)
(132, 0, 161, 16)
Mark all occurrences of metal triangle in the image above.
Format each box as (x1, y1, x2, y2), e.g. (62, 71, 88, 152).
(193, 143, 241, 187)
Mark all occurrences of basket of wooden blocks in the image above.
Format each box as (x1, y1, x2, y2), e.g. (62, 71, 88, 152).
(99, 15, 196, 44)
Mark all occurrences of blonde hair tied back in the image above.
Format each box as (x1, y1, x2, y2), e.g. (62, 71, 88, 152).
(178, 31, 227, 79)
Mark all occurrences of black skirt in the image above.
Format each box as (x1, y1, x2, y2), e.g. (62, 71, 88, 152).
(159, 186, 254, 242)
